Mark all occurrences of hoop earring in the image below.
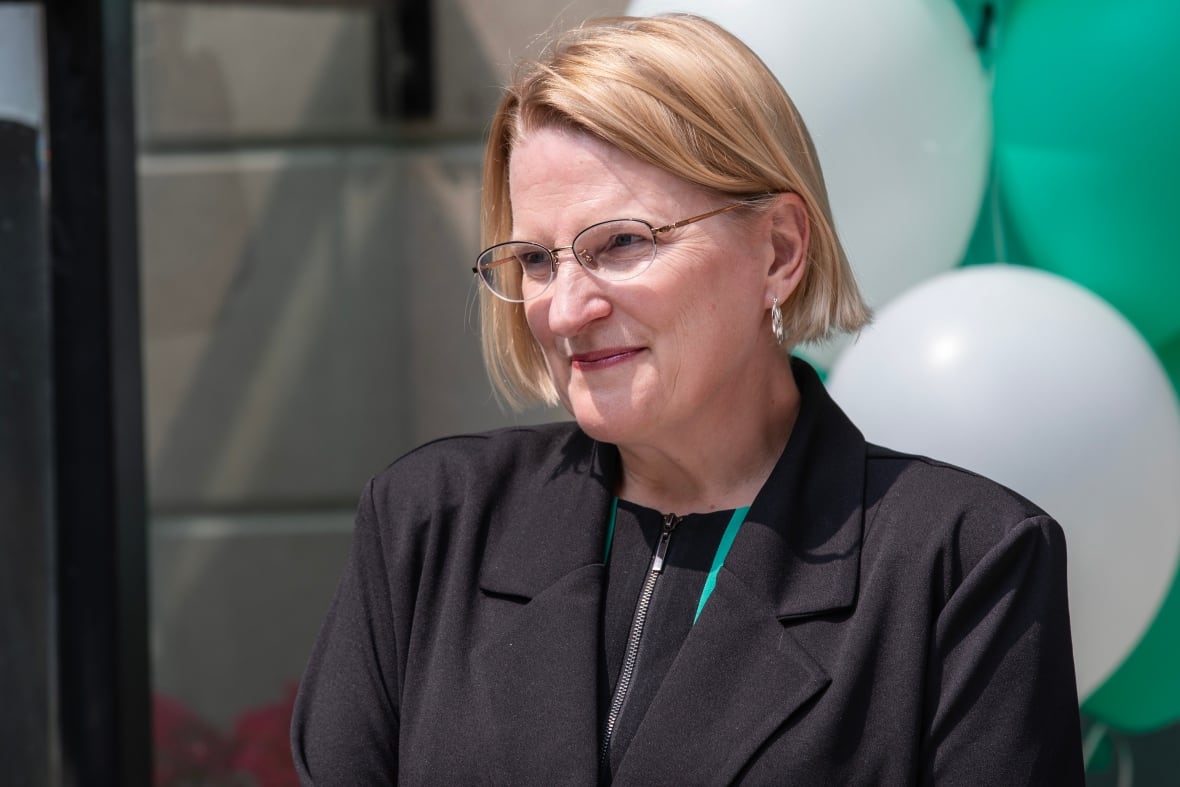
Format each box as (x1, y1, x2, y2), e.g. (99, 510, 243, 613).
(771, 296, 787, 345)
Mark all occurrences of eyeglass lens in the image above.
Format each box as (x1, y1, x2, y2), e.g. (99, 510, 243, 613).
(477, 219, 657, 302)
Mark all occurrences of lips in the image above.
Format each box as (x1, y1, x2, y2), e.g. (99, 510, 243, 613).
(569, 347, 642, 369)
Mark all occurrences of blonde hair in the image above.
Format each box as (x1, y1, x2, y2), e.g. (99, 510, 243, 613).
(479, 13, 869, 407)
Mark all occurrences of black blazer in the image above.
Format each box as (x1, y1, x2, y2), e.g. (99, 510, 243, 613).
(292, 361, 1084, 785)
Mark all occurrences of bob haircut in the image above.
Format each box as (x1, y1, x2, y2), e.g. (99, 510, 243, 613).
(479, 13, 870, 408)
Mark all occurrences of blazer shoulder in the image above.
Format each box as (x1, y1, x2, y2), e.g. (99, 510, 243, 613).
(343, 421, 589, 571)
(374, 420, 577, 481)
(363, 420, 586, 518)
(865, 443, 1047, 516)
(862, 443, 1064, 580)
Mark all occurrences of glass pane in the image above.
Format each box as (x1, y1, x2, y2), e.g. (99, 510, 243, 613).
(136, 1, 622, 783)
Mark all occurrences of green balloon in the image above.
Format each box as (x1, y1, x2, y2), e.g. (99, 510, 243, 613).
(993, 0, 1180, 347)
(950, 0, 1008, 50)
(1084, 569, 1180, 732)
(1083, 334, 1180, 731)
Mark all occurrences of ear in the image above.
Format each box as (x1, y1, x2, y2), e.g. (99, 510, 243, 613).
(762, 192, 809, 308)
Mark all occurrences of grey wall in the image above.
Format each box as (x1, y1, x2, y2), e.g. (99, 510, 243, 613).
(138, 0, 626, 724)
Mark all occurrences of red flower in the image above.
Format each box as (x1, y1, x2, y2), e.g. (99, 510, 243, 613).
(152, 694, 232, 785)
(227, 683, 299, 787)
(152, 684, 299, 787)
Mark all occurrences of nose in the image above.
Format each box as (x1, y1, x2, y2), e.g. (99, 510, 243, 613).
(545, 248, 611, 337)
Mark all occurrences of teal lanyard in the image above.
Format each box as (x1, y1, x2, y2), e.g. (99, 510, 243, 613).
(603, 498, 750, 625)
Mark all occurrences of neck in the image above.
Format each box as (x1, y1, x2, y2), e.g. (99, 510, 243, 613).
(615, 358, 800, 514)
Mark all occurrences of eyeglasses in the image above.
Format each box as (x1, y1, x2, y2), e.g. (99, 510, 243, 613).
(473, 202, 746, 303)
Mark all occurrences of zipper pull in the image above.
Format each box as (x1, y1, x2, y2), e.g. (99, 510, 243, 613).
(650, 514, 680, 574)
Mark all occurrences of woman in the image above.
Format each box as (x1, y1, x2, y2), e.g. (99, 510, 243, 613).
(292, 14, 1083, 785)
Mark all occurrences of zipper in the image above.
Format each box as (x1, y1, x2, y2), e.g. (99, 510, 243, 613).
(599, 512, 681, 770)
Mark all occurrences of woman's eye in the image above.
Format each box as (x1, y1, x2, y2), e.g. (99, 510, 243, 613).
(606, 233, 644, 250)
(518, 250, 551, 270)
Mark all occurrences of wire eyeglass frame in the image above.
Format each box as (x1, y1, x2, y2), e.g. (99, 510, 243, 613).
(473, 202, 746, 303)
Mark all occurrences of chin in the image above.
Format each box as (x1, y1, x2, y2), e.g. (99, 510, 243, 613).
(568, 403, 644, 447)
(560, 380, 656, 445)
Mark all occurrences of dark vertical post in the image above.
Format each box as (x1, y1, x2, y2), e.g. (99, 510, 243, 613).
(1, 6, 57, 784)
(376, 0, 435, 120)
(43, 0, 150, 783)
(0, 115, 57, 786)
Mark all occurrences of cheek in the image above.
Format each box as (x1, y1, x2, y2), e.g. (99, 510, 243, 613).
(522, 301, 551, 344)
(670, 285, 754, 366)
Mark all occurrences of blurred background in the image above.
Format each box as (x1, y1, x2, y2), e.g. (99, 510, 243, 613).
(2, 0, 1177, 784)
(134, 1, 606, 782)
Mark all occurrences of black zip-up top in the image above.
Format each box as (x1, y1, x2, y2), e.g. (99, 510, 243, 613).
(598, 500, 739, 782)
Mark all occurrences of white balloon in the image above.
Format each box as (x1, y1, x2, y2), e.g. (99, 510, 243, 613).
(626, 0, 991, 311)
(827, 266, 1180, 700)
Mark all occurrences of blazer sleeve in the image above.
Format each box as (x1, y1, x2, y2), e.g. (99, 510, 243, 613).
(291, 479, 400, 785)
(920, 515, 1085, 785)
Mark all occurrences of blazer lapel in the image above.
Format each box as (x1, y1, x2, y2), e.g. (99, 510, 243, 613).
(616, 360, 868, 784)
(474, 431, 619, 785)
(474, 563, 606, 785)
(613, 568, 831, 786)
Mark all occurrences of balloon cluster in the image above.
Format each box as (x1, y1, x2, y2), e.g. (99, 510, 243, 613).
(628, 0, 1180, 734)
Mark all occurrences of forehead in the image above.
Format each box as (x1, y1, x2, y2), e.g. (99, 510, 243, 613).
(506, 127, 704, 237)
